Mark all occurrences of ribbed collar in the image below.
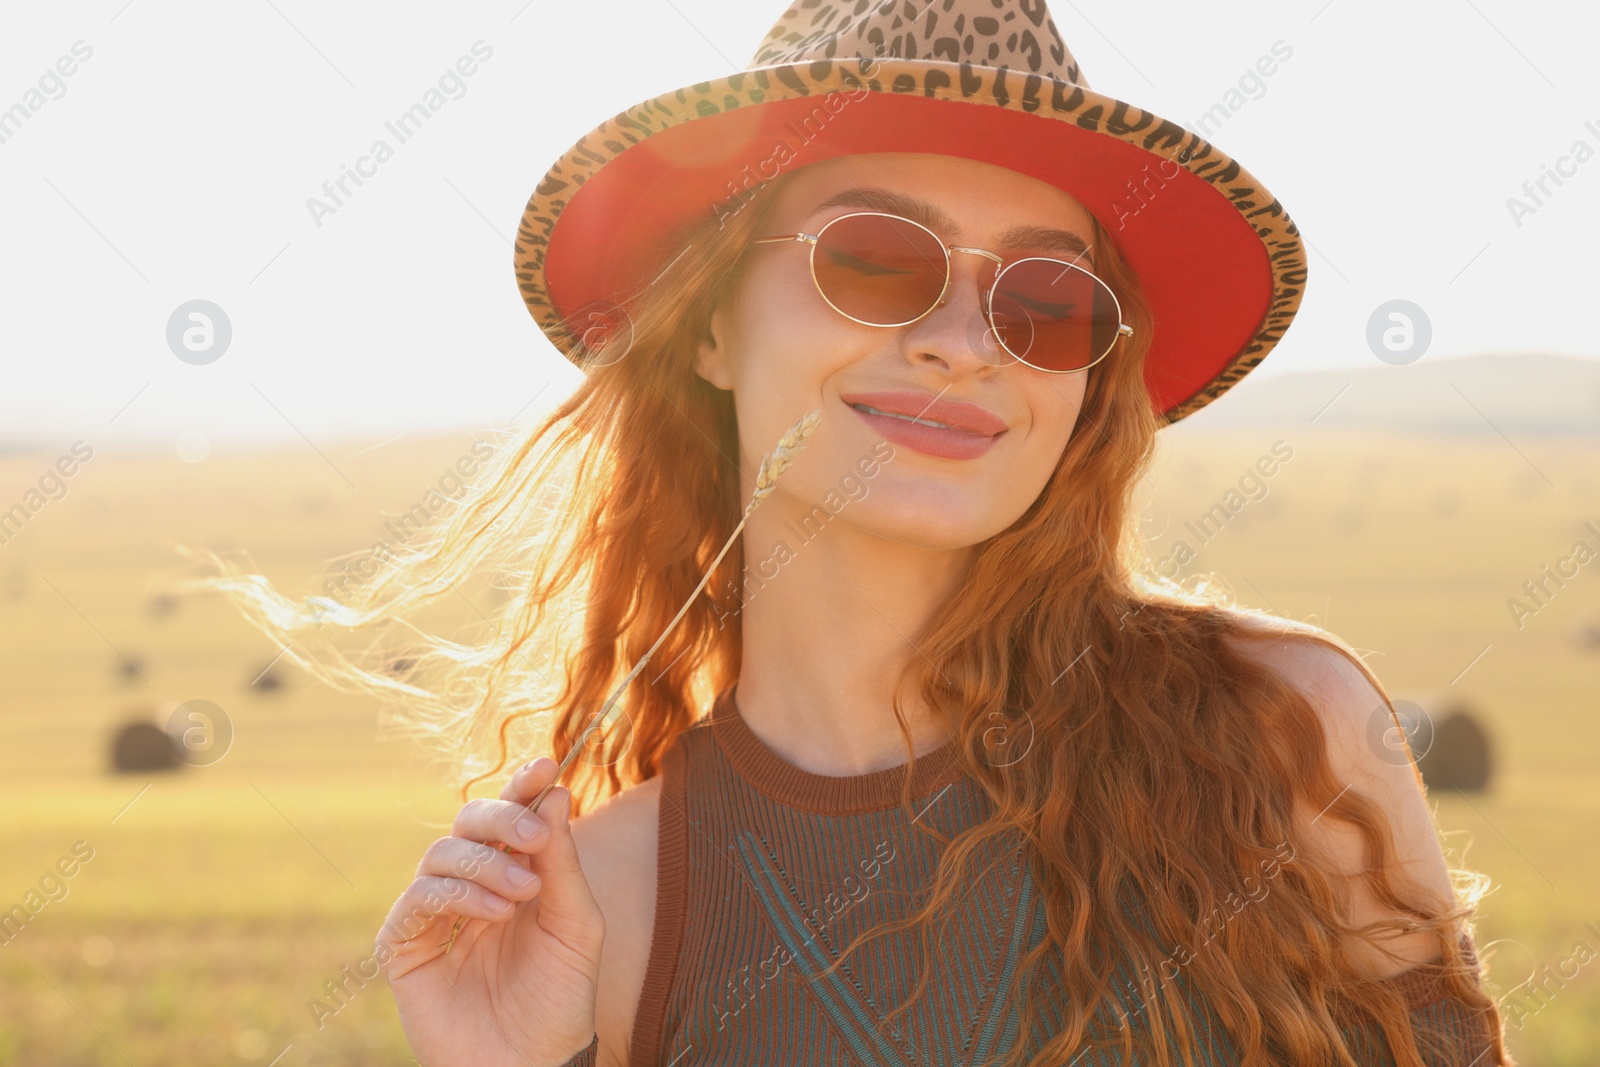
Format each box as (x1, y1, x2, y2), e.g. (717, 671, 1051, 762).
(708, 684, 968, 815)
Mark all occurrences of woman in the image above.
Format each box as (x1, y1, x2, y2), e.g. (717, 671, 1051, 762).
(195, 1, 1513, 1064)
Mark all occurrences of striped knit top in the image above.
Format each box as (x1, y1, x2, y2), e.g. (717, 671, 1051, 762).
(559, 685, 1501, 1066)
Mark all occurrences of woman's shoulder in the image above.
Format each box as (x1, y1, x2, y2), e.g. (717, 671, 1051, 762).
(1209, 609, 1464, 982)
(570, 771, 662, 943)
(1211, 608, 1389, 731)
(1209, 608, 1406, 819)
(1211, 606, 1383, 707)
(571, 771, 663, 874)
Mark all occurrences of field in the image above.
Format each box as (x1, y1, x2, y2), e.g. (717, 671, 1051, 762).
(1, 425, 1596, 1065)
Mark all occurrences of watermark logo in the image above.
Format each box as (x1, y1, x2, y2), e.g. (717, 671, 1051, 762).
(167, 699, 234, 767)
(0, 841, 96, 947)
(567, 700, 634, 771)
(167, 300, 233, 365)
(1110, 146, 1196, 231)
(1152, 440, 1294, 579)
(1506, 118, 1600, 229)
(1500, 920, 1600, 1030)
(981, 708, 1036, 768)
(1183, 40, 1296, 144)
(0, 440, 95, 549)
(1507, 522, 1600, 631)
(713, 438, 898, 630)
(316, 438, 502, 613)
(570, 299, 636, 369)
(1366, 300, 1431, 365)
(0, 40, 94, 148)
(1365, 698, 1434, 766)
(306, 40, 495, 229)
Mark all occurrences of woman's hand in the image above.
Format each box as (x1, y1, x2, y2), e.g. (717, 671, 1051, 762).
(377, 756, 604, 1067)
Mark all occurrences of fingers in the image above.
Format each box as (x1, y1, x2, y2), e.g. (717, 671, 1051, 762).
(514, 783, 593, 920)
(377, 875, 511, 953)
(499, 755, 563, 806)
(451, 797, 551, 854)
(418, 836, 543, 904)
(451, 759, 597, 931)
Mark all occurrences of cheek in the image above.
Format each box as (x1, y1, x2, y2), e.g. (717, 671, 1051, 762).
(1024, 376, 1087, 452)
(726, 312, 868, 485)
(732, 283, 865, 406)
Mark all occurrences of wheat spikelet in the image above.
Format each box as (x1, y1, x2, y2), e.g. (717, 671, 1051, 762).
(748, 408, 822, 515)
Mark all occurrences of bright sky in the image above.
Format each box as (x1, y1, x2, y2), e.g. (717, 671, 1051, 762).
(1, 0, 1594, 450)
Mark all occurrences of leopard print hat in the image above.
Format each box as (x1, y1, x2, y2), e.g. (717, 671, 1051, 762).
(513, 0, 1307, 424)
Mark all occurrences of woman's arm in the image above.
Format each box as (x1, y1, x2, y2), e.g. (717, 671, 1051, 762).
(1238, 633, 1509, 1064)
(1237, 632, 1465, 974)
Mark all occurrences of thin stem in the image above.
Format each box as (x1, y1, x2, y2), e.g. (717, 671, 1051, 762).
(442, 407, 821, 954)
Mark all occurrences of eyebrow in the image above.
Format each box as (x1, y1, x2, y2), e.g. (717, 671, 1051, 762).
(808, 186, 1095, 267)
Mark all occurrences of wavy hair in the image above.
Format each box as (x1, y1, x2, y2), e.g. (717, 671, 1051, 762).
(177, 163, 1510, 1067)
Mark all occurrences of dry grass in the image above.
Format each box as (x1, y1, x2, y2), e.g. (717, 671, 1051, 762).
(0, 425, 1596, 1064)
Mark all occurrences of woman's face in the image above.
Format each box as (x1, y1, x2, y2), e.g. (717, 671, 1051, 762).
(694, 152, 1103, 552)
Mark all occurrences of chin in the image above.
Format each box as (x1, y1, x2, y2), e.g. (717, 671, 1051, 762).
(849, 494, 1002, 552)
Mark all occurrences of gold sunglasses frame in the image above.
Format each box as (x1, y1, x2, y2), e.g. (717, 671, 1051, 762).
(751, 209, 1135, 374)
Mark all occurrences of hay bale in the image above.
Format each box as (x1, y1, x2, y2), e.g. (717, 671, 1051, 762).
(1417, 712, 1494, 793)
(1572, 615, 1600, 650)
(110, 721, 181, 773)
(381, 656, 416, 678)
(1384, 692, 1496, 792)
(249, 661, 284, 691)
(114, 654, 147, 682)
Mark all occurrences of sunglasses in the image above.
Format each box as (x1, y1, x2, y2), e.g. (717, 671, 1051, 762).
(751, 210, 1133, 374)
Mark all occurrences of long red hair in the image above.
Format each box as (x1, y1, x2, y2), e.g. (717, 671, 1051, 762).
(181, 165, 1511, 1066)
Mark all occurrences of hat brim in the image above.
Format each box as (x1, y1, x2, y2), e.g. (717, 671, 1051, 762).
(514, 58, 1306, 424)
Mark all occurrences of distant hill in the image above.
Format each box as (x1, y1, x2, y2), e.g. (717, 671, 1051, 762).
(1177, 353, 1600, 434)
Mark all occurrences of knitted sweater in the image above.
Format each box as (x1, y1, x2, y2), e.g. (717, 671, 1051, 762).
(557, 686, 1501, 1066)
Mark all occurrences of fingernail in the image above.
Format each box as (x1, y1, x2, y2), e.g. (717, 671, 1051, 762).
(506, 865, 535, 887)
(514, 814, 544, 841)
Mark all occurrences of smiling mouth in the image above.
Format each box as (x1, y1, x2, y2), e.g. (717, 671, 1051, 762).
(847, 402, 971, 434)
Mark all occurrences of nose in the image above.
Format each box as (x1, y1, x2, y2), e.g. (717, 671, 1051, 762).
(937, 246, 1004, 308)
(905, 248, 1008, 372)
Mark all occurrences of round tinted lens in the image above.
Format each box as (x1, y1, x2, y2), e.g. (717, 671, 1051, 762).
(811, 214, 948, 326)
(987, 258, 1120, 371)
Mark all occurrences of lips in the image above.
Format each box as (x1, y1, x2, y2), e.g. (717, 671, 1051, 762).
(837, 391, 1009, 436)
(841, 391, 1009, 461)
